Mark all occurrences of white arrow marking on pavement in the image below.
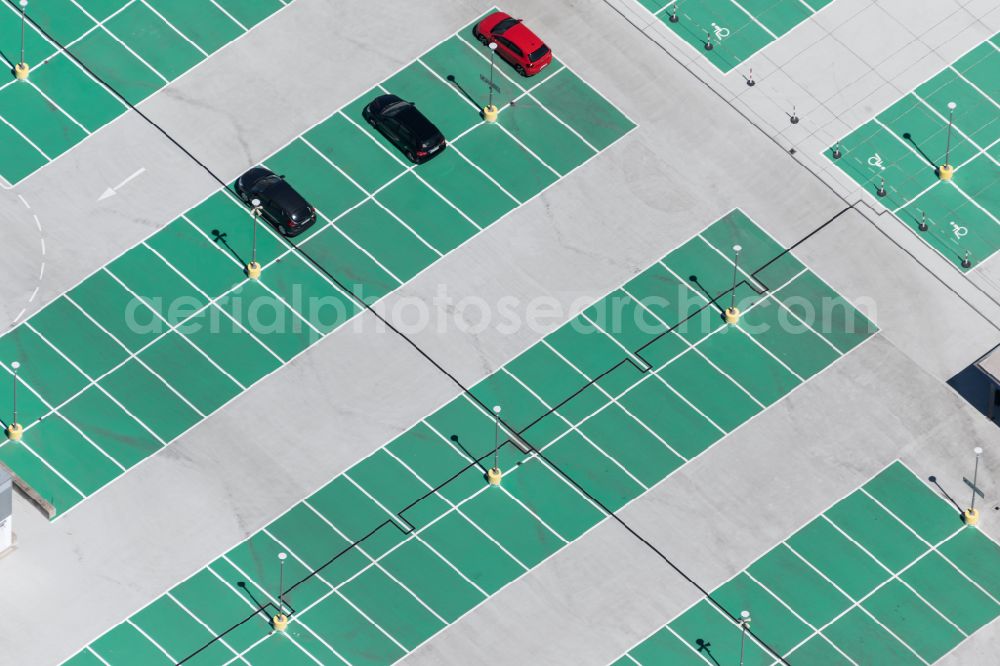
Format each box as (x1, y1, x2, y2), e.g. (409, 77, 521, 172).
(98, 167, 147, 202)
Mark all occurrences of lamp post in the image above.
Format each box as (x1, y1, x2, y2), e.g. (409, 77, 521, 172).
(964, 447, 984, 526)
(272, 552, 289, 631)
(724, 245, 742, 324)
(939, 102, 957, 181)
(246, 198, 262, 279)
(487, 405, 503, 485)
(6, 362, 22, 441)
(14, 0, 29, 80)
(738, 610, 751, 666)
(482, 42, 500, 123)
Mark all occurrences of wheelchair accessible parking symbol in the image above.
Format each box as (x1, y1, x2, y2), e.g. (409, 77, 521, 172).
(711, 22, 730, 40)
(868, 153, 886, 171)
(950, 221, 968, 240)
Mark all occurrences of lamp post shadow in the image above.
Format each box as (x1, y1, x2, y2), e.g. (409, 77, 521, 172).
(901, 132, 938, 169)
(211, 229, 247, 266)
(695, 639, 722, 666)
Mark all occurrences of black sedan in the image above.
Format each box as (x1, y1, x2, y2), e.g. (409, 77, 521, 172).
(235, 167, 317, 237)
(362, 94, 447, 164)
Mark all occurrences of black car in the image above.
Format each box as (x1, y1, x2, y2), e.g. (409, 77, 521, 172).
(235, 167, 317, 237)
(362, 94, 447, 164)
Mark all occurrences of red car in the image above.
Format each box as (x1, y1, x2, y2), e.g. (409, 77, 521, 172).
(473, 11, 552, 76)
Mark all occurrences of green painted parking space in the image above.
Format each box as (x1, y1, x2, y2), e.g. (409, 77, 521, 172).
(712, 573, 812, 655)
(16, 0, 92, 44)
(178, 305, 281, 387)
(297, 593, 404, 666)
(342, 567, 444, 649)
(132, 596, 233, 664)
(69, 208, 873, 664)
(878, 95, 978, 166)
(829, 32, 1000, 271)
(385, 424, 484, 506)
(498, 456, 602, 540)
(27, 297, 127, 379)
(543, 430, 644, 511)
(335, 201, 439, 282)
(825, 608, 923, 666)
(625, 627, 705, 665)
(461, 487, 563, 567)
(619, 461, 1000, 665)
(183, 192, 286, 260)
(669, 599, 773, 665)
(90, 623, 173, 666)
(145, 220, 244, 298)
(0, 325, 88, 406)
(383, 58, 481, 141)
(66, 271, 161, 353)
(417, 147, 517, 225)
(57, 386, 162, 469)
(660, 350, 762, 431)
(376, 173, 478, 254)
(901, 552, 1000, 633)
(145, 0, 244, 54)
(863, 580, 964, 662)
(917, 70, 999, 148)
(773, 272, 876, 355)
(787, 517, 888, 601)
(61, 650, 104, 666)
(18, 415, 120, 494)
(618, 375, 721, 458)
(0, 118, 46, 182)
(295, 224, 399, 303)
(825, 492, 926, 573)
(960, 153, 1000, 213)
(66, 28, 163, 106)
(215, 281, 314, 361)
(380, 538, 485, 622)
(530, 69, 635, 151)
(454, 122, 558, 202)
(696, 327, 800, 405)
(747, 544, 851, 628)
(0, 82, 85, 157)
(579, 402, 684, 485)
(785, 635, 853, 666)
(107, 247, 207, 322)
(213, 0, 282, 28)
(0, 440, 80, 509)
(303, 113, 406, 193)
(242, 637, 326, 666)
(137, 332, 241, 413)
(499, 102, 595, 175)
(106, 2, 204, 81)
(634, 0, 828, 73)
(349, 452, 451, 527)
(0, 0, 290, 185)
(259, 252, 358, 335)
(264, 139, 367, 220)
(99, 360, 200, 441)
(740, 297, 840, 378)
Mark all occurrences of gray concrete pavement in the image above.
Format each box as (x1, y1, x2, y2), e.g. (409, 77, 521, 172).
(0, 0, 998, 664)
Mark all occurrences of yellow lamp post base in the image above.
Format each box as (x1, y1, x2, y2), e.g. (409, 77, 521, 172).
(482, 104, 499, 123)
(486, 467, 502, 486)
(938, 164, 954, 181)
(5, 422, 22, 441)
(246, 261, 262, 279)
(963, 508, 980, 526)
(272, 613, 289, 632)
(724, 307, 741, 325)
(13, 63, 29, 80)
